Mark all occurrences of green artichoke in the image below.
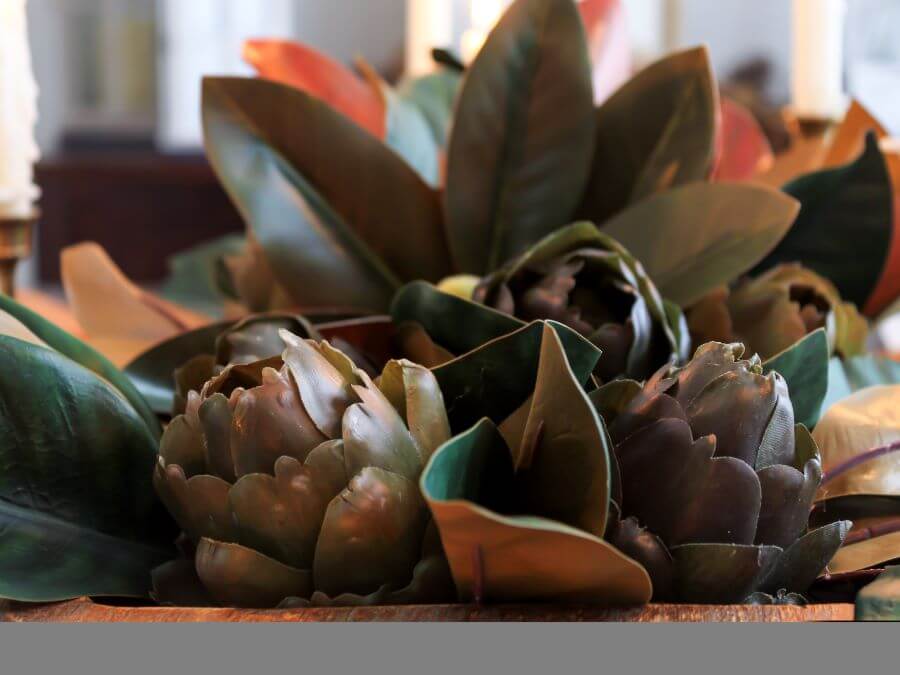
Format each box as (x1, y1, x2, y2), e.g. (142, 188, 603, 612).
(474, 222, 689, 381)
(594, 342, 851, 603)
(171, 314, 318, 415)
(154, 329, 455, 607)
(688, 264, 869, 360)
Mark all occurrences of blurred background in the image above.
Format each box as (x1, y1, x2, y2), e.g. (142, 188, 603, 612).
(20, 0, 900, 286)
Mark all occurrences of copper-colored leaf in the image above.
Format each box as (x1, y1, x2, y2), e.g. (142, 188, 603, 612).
(243, 39, 385, 138)
(713, 97, 774, 181)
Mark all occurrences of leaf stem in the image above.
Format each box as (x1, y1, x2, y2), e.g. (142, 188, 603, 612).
(821, 441, 900, 487)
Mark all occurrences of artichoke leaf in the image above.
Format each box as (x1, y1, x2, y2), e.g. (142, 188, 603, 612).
(342, 373, 424, 481)
(378, 360, 451, 462)
(601, 183, 800, 308)
(757, 521, 851, 594)
(0, 337, 174, 601)
(228, 457, 336, 570)
(195, 539, 313, 608)
(670, 543, 782, 604)
(313, 467, 427, 598)
(444, 0, 596, 273)
(422, 419, 652, 605)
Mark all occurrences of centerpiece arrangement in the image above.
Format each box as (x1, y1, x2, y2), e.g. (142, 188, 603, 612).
(2, 0, 900, 621)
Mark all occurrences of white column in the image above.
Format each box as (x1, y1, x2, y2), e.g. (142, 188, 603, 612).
(792, 0, 847, 120)
(406, 0, 454, 76)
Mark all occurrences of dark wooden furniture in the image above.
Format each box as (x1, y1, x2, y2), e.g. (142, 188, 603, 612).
(35, 152, 245, 284)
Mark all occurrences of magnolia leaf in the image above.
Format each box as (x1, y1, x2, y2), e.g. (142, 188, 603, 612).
(357, 61, 441, 185)
(391, 281, 523, 357)
(827, 519, 900, 575)
(823, 355, 900, 413)
(125, 321, 232, 415)
(579, 46, 717, 224)
(762, 329, 829, 429)
(397, 68, 462, 146)
(0, 337, 174, 601)
(242, 39, 385, 138)
(203, 77, 451, 313)
(713, 97, 774, 181)
(433, 321, 601, 434)
(602, 182, 800, 307)
(0, 294, 160, 438)
(422, 419, 652, 605)
(444, 0, 596, 273)
(161, 234, 247, 317)
(62, 242, 211, 366)
(509, 325, 611, 537)
(814, 386, 900, 502)
(752, 134, 894, 309)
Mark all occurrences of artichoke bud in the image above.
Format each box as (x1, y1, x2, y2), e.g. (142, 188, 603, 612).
(474, 222, 689, 382)
(687, 264, 869, 360)
(155, 329, 453, 607)
(595, 341, 848, 603)
(173, 314, 319, 416)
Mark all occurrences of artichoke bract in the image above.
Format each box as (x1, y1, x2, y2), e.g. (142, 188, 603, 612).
(593, 342, 851, 603)
(154, 330, 454, 608)
(474, 222, 689, 381)
(688, 264, 868, 361)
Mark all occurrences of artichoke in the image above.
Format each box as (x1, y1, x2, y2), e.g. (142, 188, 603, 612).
(153, 329, 454, 607)
(688, 264, 869, 361)
(474, 222, 689, 381)
(593, 342, 851, 603)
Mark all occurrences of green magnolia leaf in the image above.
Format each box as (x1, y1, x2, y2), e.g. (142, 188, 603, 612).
(161, 234, 247, 317)
(601, 182, 800, 307)
(0, 337, 174, 601)
(125, 321, 232, 415)
(444, 0, 596, 273)
(823, 354, 900, 413)
(433, 321, 601, 434)
(762, 329, 829, 428)
(579, 46, 717, 224)
(505, 325, 611, 537)
(421, 419, 652, 605)
(398, 69, 463, 146)
(203, 77, 451, 313)
(381, 82, 442, 186)
(0, 294, 160, 439)
(391, 281, 523, 357)
(752, 133, 894, 308)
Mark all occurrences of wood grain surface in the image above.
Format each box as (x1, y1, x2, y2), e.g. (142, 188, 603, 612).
(0, 599, 855, 623)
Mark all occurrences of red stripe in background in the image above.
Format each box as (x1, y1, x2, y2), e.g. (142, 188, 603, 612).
(864, 192, 900, 317)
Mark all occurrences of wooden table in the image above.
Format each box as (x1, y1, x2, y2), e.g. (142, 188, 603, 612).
(0, 599, 855, 623)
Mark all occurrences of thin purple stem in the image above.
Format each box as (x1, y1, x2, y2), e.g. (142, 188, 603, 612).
(821, 440, 900, 487)
(844, 518, 900, 547)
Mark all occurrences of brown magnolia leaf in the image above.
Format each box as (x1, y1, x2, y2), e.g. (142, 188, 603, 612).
(243, 39, 385, 138)
(61, 243, 212, 366)
(814, 386, 900, 502)
(713, 97, 774, 181)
